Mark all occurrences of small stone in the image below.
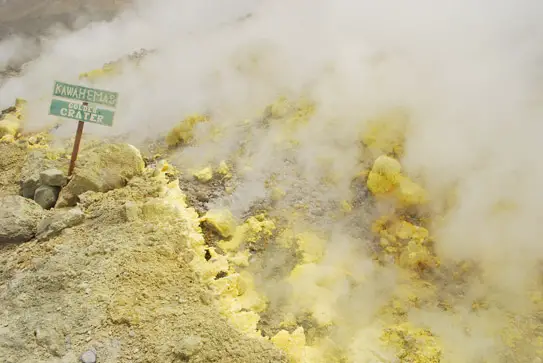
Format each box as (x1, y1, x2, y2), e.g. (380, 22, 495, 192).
(21, 174, 40, 199)
(40, 168, 67, 187)
(34, 185, 60, 209)
(80, 350, 97, 363)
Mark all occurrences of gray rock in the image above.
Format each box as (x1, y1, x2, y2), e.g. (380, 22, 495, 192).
(0, 196, 45, 243)
(21, 174, 40, 199)
(80, 350, 97, 363)
(56, 143, 145, 208)
(40, 168, 67, 187)
(34, 185, 60, 209)
(36, 207, 85, 241)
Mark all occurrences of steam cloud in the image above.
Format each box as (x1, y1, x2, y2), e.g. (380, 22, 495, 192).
(2, 0, 543, 361)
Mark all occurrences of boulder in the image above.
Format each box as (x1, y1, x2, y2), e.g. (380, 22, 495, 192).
(0, 195, 45, 243)
(40, 168, 67, 187)
(21, 174, 40, 199)
(36, 207, 85, 241)
(0, 114, 20, 138)
(56, 143, 145, 207)
(34, 185, 60, 209)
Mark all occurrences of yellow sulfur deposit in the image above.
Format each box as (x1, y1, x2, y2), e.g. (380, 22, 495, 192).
(220, 214, 275, 252)
(381, 322, 442, 362)
(190, 247, 229, 282)
(165, 114, 208, 147)
(216, 160, 232, 179)
(193, 166, 213, 183)
(268, 97, 291, 118)
(296, 231, 326, 263)
(79, 62, 120, 81)
(367, 155, 403, 194)
(395, 175, 427, 205)
(374, 217, 438, 270)
(367, 154, 427, 205)
(149, 165, 268, 339)
(201, 209, 237, 238)
(0, 113, 20, 138)
(271, 327, 325, 363)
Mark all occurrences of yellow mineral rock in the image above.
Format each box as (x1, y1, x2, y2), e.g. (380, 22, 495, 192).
(14, 98, 27, 120)
(398, 240, 438, 270)
(271, 327, 325, 363)
(271, 187, 286, 201)
(227, 250, 250, 267)
(392, 221, 429, 243)
(79, 62, 119, 81)
(202, 209, 237, 238)
(190, 247, 230, 282)
(367, 155, 402, 194)
(220, 214, 275, 252)
(216, 160, 232, 179)
(165, 114, 207, 147)
(381, 322, 441, 362)
(296, 232, 326, 264)
(272, 327, 306, 362)
(267, 97, 291, 118)
(367, 155, 427, 206)
(226, 310, 262, 338)
(0, 134, 15, 143)
(395, 175, 427, 205)
(193, 166, 213, 183)
(340, 200, 352, 213)
(0, 114, 20, 138)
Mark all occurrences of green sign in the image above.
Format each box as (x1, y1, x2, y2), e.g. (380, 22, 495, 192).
(49, 99, 114, 126)
(49, 81, 118, 126)
(52, 81, 118, 107)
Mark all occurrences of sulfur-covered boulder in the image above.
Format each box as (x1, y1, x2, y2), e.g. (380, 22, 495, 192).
(0, 195, 45, 243)
(0, 114, 20, 138)
(56, 143, 145, 207)
(201, 209, 237, 238)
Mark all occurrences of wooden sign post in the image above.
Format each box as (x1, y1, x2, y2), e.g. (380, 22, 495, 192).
(48, 81, 118, 176)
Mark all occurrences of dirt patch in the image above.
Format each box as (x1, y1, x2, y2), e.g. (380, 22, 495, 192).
(0, 143, 26, 197)
(0, 168, 287, 363)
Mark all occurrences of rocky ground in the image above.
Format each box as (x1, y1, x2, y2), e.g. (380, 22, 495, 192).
(0, 140, 288, 363)
(2, 2, 543, 363)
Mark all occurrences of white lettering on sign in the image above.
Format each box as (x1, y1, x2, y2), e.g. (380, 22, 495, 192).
(68, 102, 96, 113)
(53, 82, 118, 107)
(60, 108, 67, 116)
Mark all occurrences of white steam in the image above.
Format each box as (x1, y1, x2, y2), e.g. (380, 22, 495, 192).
(2, 0, 543, 361)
